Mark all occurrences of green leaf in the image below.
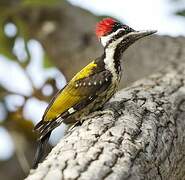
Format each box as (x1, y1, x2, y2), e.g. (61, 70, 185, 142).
(14, 18, 30, 41)
(43, 53, 54, 68)
(0, 20, 17, 60)
(22, 0, 61, 6)
(176, 9, 185, 17)
(0, 85, 9, 101)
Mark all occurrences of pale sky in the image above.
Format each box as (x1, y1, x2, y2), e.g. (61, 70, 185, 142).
(69, 0, 185, 36)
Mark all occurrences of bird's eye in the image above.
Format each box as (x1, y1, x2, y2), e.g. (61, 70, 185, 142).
(124, 26, 129, 32)
(126, 28, 130, 33)
(113, 22, 123, 31)
(124, 26, 134, 33)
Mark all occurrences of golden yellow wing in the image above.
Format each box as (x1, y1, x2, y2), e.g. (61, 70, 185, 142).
(43, 61, 97, 121)
(34, 60, 112, 139)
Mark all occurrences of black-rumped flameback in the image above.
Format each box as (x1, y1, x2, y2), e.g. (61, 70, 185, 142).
(33, 18, 157, 168)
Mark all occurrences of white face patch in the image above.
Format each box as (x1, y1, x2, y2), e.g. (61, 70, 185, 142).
(68, 107, 76, 114)
(100, 29, 123, 47)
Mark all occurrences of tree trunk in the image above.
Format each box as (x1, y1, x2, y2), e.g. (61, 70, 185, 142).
(26, 62, 185, 180)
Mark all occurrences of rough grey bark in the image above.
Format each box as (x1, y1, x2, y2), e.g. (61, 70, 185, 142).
(26, 62, 185, 180)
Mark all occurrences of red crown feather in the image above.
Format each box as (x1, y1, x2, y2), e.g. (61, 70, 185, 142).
(96, 18, 117, 38)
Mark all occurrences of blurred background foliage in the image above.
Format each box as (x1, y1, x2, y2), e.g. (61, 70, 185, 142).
(0, 0, 66, 179)
(0, 0, 185, 179)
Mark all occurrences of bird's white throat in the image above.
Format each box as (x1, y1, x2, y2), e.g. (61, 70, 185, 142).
(103, 35, 124, 81)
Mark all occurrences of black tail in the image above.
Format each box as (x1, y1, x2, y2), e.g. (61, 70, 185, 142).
(32, 131, 51, 169)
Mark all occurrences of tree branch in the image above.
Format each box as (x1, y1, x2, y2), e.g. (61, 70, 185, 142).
(26, 62, 185, 180)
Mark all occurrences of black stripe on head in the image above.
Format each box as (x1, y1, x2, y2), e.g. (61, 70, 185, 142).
(104, 30, 126, 49)
(112, 22, 124, 33)
(112, 22, 134, 34)
(105, 25, 135, 48)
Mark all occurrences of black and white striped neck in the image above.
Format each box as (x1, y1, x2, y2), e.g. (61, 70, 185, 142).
(102, 44, 123, 81)
(101, 30, 127, 80)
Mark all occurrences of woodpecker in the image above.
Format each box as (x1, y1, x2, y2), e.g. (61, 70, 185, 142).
(33, 18, 156, 168)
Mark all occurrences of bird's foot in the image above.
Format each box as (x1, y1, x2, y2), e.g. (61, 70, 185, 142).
(67, 120, 83, 132)
(67, 110, 114, 132)
(87, 109, 114, 119)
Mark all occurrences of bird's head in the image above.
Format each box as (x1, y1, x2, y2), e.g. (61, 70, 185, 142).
(96, 18, 157, 48)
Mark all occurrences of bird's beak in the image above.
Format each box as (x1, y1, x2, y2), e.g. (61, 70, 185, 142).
(133, 30, 157, 40)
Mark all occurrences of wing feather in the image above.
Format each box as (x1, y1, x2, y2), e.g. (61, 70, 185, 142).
(34, 60, 112, 136)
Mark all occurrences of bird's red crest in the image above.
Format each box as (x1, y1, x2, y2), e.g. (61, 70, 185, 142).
(96, 18, 116, 38)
